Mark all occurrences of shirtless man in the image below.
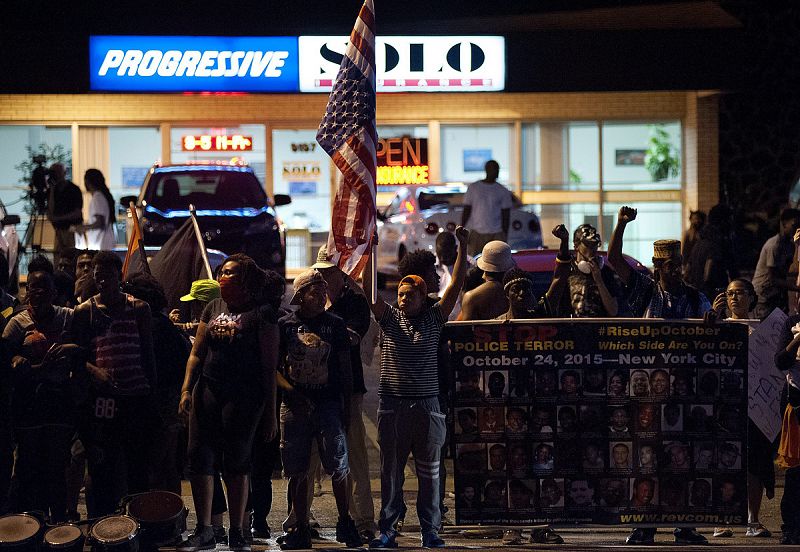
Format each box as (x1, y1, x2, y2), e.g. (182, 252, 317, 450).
(460, 240, 515, 320)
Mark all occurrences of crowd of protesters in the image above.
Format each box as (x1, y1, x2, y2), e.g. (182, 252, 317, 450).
(1, 159, 800, 550)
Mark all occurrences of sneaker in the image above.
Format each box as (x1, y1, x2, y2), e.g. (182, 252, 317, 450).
(746, 524, 771, 537)
(177, 526, 216, 552)
(674, 528, 708, 545)
(229, 527, 252, 552)
(359, 529, 376, 544)
(625, 528, 656, 545)
(213, 524, 228, 544)
(280, 525, 313, 550)
(713, 527, 733, 538)
(502, 529, 524, 545)
(530, 527, 564, 544)
(252, 520, 271, 539)
(337, 518, 363, 548)
(369, 533, 398, 549)
(422, 533, 446, 548)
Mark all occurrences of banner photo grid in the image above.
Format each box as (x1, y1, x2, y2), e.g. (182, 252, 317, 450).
(446, 320, 749, 527)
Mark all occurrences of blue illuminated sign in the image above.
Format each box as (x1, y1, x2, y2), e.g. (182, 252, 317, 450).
(90, 36, 299, 92)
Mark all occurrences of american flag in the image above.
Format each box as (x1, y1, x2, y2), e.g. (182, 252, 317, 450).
(316, 0, 376, 277)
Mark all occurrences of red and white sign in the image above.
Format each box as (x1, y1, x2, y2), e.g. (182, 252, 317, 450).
(298, 36, 505, 93)
(182, 134, 253, 151)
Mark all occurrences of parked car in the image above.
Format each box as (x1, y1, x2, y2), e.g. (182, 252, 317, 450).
(122, 161, 290, 275)
(376, 184, 542, 277)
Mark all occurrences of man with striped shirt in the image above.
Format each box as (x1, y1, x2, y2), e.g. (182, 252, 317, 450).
(364, 226, 469, 549)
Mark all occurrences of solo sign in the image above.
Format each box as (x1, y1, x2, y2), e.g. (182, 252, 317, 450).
(298, 36, 504, 92)
(90, 36, 299, 92)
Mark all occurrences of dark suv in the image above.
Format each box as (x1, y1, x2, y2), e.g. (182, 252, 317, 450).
(124, 162, 290, 274)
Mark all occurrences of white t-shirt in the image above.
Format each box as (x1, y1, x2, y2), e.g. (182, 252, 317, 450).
(463, 180, 513, 234)
(77, 191, 116, 251)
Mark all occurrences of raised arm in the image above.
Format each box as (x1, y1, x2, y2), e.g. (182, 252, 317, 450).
(608, 206, 637, 285)
(544, 224, 572, 308)
(440, 226, 470, 318)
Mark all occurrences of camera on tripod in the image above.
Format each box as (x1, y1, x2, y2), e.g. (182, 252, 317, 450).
(29, 154, 51, 215)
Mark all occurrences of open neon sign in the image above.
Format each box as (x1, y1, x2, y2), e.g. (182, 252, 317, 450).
(182, 134, 253, 151)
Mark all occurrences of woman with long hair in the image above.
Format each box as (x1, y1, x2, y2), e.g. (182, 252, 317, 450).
(75, 168, 116, 250)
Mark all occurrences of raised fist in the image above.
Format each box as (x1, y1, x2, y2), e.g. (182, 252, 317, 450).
(618, 206, 638, 224)
(455, 225, 469, 244)
(552, 224, 569, 241)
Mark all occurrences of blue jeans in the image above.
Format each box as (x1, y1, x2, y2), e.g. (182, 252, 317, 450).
(377, 397, 446, 537)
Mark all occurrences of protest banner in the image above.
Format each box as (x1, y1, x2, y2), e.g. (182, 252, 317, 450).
(747, 309, 787, 442)
(446, 319, 749, 527)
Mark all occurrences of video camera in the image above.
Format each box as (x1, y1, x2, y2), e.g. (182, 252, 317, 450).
(29, 155, 51, 215)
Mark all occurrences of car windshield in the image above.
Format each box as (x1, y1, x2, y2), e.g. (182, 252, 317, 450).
(144, 169, 267, 211)
(418, 191, 464, 210)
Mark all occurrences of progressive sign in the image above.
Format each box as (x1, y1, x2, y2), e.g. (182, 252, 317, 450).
(89, 35, 504, 93)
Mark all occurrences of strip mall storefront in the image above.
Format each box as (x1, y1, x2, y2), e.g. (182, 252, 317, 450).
(0, 35, 719, 266)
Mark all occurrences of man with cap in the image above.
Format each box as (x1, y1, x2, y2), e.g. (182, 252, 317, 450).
(608, 206, 710, 546)
(311, 245, 376, 542)
(609, 206, 710, 320)
(363, 226, 469, 549)
(460, 240, 515, 321)
(277, 269, 361, 549)
(461, 159, 513, 256)
(170, 279, 221, 337)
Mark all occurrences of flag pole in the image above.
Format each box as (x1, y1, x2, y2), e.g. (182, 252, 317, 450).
(123, 201, 150, 277)
(189, 204, 213, 279)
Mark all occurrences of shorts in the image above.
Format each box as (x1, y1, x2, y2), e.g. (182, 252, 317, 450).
(280, 397, 349, 481)
(187, 378, 265, 476)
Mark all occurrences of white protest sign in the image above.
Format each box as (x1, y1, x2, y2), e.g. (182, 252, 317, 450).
(747, 308, 788, 441)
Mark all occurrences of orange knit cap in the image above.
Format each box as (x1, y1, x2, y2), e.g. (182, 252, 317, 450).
(398, 274, 428, 298)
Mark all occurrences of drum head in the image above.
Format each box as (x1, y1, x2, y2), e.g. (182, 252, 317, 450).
(44, 524, 83, 545)
(0, 513, 40, 543)
(128, 490, 184, 522)
(90, 515, 138, 544)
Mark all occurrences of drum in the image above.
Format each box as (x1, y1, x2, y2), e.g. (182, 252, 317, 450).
(125, 491, 187, 547)
(88, 515, 139, 552)
(0, 513, 44, 550)
(43, 524, 84, 551)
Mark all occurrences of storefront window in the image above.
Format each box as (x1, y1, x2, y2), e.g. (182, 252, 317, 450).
(524, 203, 601, 249)
(271, 129, 331, 231)
(440, 124, 512, 186)
(522, 123, 600, 191)
(170, 124, 267, 182)
(109, 127, 161, 198)
(0, 125, 72, 238)
(602, 201, 683, 263)
(601, 122, 682, 191)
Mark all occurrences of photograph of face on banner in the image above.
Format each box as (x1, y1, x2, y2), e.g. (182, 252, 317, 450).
(447, 320, 749, 526)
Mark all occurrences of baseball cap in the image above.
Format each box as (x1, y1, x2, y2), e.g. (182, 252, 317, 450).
(179, 279, 221, 303)
(310, 244, 336, 270)
(477, 241, 515, 272)
(290, 269, 327, 305)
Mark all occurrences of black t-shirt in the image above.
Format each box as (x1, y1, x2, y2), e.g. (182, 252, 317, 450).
(50, 181, 83, 229)
(151, 312, 191, 389)
(201, 298, 277, 389)
(328, 285, 371, 395)
(279, 309, 350, 403)
(565, 263, 621, 317)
